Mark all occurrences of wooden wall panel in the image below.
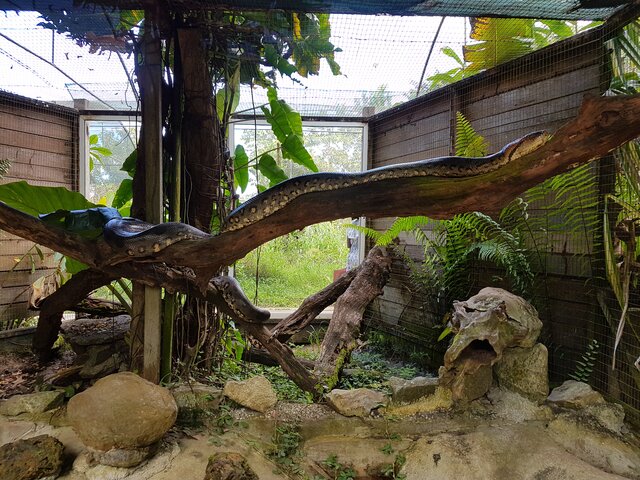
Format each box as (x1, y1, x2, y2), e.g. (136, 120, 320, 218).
(366, 33, 607, 372)
(0, 92, 77, 322)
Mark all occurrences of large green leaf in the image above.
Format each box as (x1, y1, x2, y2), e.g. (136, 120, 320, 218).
(233, 144, 249, 192)
(0, 181, 96, 217)
(112, 178, 133, 209)
(261, 87, 317, 172)
(281, 134, 318, 172)
(258, 154, 288, 187)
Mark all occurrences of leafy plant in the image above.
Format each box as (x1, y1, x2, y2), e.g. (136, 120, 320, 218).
(321, 454, 356, 480)
(569, 339, 599, 383)
(88, 133, 113, 172)
(267, 423, 305, 477)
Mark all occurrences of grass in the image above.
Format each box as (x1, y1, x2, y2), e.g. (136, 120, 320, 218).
(235, 221, 348, 307)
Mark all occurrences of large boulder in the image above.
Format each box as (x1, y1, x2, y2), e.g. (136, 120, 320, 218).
(439, 363, 493, 404)
(493, 344, 549, 403)
(547, 380, 604, 409)
(439, 288, 542, 403)
(326, 388, 388, 417)
(67, 372, 177, 467)
(0, 391, 64, 417)
(223, 376, 277, 413)
(0, 434, 64, 480)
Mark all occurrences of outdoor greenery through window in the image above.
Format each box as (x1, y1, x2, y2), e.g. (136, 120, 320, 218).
(85, 120, 138, 205)
(232, 123, 365, 307)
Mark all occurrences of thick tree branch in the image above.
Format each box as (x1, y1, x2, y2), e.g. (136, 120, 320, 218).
(2, 95, 640, 286)
(155, 94, 640, 280)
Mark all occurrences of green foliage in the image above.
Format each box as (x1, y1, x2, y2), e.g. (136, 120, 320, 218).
(426, 18, 593, 91)
(463, 18, 536, 73)
(267, 423, 305, 477)
(233, 144, 249, 192)
(321, 454, 356, 480)
(88, 133, 113, 172)
(0, 181, 96, 218)
(569, 339, 599, 384)
(454, 111, 488, 157)
(235, 221, 345, 307)
(337, 348, 421, 393)
(261, 87, 318, 173)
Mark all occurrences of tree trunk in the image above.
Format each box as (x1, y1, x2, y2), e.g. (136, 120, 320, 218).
(178, 27, 223, 232)
(314, 247, 392, 389)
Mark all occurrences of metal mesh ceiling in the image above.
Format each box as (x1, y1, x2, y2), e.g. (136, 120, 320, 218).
(0, 3, 625, 117)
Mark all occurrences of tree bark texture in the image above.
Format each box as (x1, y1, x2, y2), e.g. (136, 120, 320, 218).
(314, 247, 392, 389)
(178, 27, 223, 232)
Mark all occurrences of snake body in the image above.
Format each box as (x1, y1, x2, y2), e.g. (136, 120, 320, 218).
(222, 131, 550, 232)
(103, 217, 210, 257)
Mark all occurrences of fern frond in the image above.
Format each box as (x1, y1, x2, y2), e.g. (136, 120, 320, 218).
(0, 159, 11, 179)
(375, 215, 431, 246)
(455, 112, 488, 157)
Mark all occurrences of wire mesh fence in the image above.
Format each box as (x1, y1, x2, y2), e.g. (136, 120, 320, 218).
(0, 2, 637, 423)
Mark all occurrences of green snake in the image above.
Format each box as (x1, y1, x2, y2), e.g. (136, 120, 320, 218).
(222, 131, 550, 232)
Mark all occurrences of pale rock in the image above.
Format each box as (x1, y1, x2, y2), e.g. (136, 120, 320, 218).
(493, 343, 549, 403)
(223, 376, 277, 413)
(325, 388, 388, 417)
(389, 376, 438, 403)
(584, 402, 626, 434)
(171, 383, 223, 424)
(0, 391, 64, 416)
(548, 414, 640, 479)
(67, 371, 177, 466)
(547, 380, 604, 409)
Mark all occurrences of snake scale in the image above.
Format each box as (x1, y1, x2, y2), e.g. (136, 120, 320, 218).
(222, 131, 550, 232)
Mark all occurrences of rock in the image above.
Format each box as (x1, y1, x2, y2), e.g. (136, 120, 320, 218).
(548, 414, 640, 479)
(439, 288, 542, 405)
(61, 315, 130, 351)
(171, 383, 223, 425)
(0, 434, 64, 480)
(401, 423, 632, 480)
(325, 388, 388, 417)
(72, 442, 181, 480)
(223, 376, 277, 413)
(547, 380, 604, 409)
(0, 391, 64, 416)
(88, 444, 159, 468)
(204, 452, 258, 480)
(67, 372, 177, 466)
(493, 344, 549, 403)
(485, 388, 553, 423)
(584, 402, 626, 434)
(389, 376, 438, 403)
(387, 387, 453, 416)
(439, 362, 493, 404)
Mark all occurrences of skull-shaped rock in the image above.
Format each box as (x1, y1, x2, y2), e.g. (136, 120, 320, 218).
(439, 287, 542, 402)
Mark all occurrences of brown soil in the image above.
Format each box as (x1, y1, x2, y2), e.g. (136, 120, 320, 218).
(0, 350, 75, 399)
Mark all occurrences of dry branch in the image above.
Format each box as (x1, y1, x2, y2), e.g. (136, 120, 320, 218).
(314, 247, 392, 389)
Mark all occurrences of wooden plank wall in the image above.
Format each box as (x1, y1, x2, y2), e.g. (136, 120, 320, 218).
(0, 91, 78, 322)
(366, 33, 608, 372)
